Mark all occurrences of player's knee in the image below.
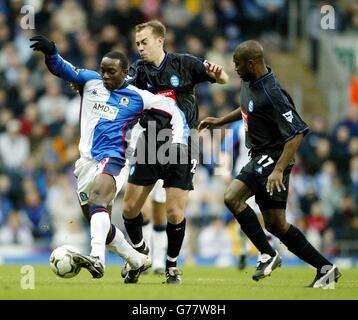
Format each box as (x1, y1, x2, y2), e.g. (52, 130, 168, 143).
(166, 205, 184, 224)
(264, 220, 289, 237)
(122, 198, 140, 219)
(89, 187, 111, 207)
(224, 190, 244, 213)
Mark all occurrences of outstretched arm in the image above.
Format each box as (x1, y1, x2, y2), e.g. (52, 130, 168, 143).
(30, 35, 101, 85)
(198, 107, 242, 131)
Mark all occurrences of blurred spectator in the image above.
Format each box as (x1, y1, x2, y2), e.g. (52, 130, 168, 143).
(109, 0, 145, 41)
(299, 115, 329, 159)
(46, 172, 87, 252)
(0, 119, 30, 170)
(0, 209, 34, 245)
(0, 108, 13, 133)
(349, 137, 358, 157)
(22, 185, 51, 239)
(189, 8, 218, 47)
(97, 24, 121, 58)
(206, 35, 236, 92)
(255, 0, 287, 36)
(331, 125, 351, 180)
(51, 124, 79, 168)
(350, 156, 358, 204)
(52, 0, 87, 35)
(35, 0, 56, 34)
(162, 0, 192, 39)
(197, 217, 233, 267)
(0, 173, 13, 226)
(304, 137, 332, 175)
(305, 201, 327, 252)
(214, 0, 241, 49)
(85, 0, 112, 36)
(37, 76, 68, 135)
(335, 106, 358, 138)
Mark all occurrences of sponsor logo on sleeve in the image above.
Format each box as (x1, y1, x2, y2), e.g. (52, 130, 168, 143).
(282, 110, 293, 123)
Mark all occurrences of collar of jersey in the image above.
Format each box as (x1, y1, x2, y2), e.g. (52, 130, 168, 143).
(112, 81, 129, 91)
(146, 52, 169, 71)
(250, 66, 273, 87)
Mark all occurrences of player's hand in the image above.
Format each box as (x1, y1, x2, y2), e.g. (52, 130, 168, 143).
(69, 83, 80, 93)
(204, 60, 223, 75)
(29, 35, 55, 54)
(266, 169, 286, 196)
(198, 117, 221, 131)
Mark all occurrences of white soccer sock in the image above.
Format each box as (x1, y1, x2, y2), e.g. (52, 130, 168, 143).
(106, 226, 145, 269)
(142, 221, 153, 251)
(239, 229, 251, 256)
(90, 212, 110, 266)
(152, 228, 167, 269)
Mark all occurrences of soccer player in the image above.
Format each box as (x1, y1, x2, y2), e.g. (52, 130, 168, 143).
(121, 20, 229, 284)
(29, 35, 183, 282)
(199, 40, 341, 288)
(220, 120, 273, 270)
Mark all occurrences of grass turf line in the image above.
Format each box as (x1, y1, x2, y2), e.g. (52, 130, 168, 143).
(1, 265, 357, 300)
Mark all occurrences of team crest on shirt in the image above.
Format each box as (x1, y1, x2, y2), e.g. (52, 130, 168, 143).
(170, 75, 180, 87)
(79, 192, 88, 202)
(248, 100, 254, 112)
(120, 96, 130, 106)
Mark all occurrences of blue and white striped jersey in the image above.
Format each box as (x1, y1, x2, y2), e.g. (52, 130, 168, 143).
(45, 49, 187, 165)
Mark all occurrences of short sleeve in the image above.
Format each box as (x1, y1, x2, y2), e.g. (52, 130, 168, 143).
(183, 54, 216, 84)
(265, 86, 309, 142)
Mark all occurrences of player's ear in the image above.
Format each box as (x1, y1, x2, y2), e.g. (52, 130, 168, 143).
(157, 36, 164, 47)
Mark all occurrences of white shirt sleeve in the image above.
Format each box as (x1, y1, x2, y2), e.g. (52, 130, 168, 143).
(128, 85, 189, 145)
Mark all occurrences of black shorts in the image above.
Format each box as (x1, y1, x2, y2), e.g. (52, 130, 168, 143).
(128, 135, 198, 190)
(236, 152, 293, 212)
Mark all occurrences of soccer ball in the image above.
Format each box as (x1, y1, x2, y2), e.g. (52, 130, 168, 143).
(49, 245, 81, 278)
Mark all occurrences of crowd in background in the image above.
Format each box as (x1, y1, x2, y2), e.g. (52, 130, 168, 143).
(0, 0, 358, 264)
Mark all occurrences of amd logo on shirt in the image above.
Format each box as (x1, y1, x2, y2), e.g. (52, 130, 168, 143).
(92, 103, 119, 121)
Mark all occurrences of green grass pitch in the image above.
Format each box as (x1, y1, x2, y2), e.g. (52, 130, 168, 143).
(1, 265, 357, 300)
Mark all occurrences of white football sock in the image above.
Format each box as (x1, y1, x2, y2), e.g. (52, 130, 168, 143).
(152, 228, 167, 270)
(239, 229, 251, 256)
(90, 212, 110, 266)
(142, 221, 153, 251)
(107, 226, 145, 269)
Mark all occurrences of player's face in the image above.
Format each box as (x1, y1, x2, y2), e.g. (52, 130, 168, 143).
(100, 57, 127, 91)
(233, 53, 253, 82)
(135, 28, 163, 63)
